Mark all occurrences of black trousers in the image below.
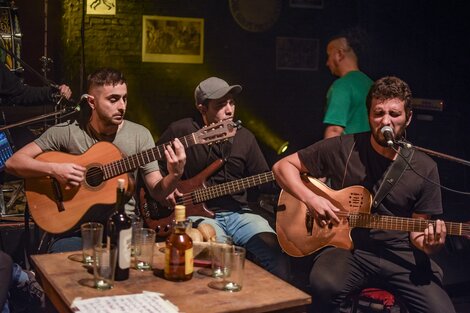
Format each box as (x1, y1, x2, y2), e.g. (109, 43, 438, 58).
(245, 232, 292, 282)
(0, 251, 12, 309)
(306, 247, 455, 313)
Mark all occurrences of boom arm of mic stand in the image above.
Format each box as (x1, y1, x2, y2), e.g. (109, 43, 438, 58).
(0, 107, 70, 132)
(398, 140, 470, 167)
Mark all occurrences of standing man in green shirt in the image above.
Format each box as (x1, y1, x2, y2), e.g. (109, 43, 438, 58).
(323, 30, 373, 138)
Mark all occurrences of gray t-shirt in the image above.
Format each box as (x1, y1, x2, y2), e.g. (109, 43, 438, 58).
(35, 119, 160, 214)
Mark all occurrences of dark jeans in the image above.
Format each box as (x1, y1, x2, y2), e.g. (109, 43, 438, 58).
(0, 251, 12, 310)
(305, 247, 455, 313)
(245, 232, 292, 282)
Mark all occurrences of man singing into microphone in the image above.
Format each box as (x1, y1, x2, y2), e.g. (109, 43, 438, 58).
(273, 76, 455, 313)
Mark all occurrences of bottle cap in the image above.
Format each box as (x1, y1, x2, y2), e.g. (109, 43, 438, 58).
(174, 205, 186, 222)
(117, 178, 125, 189)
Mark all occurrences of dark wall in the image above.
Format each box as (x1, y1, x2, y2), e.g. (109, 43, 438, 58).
(13, 0, 470, 216)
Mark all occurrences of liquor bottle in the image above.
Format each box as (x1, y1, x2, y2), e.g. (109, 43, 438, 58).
(107, 178, 132, 281)
(164, 205, 194, 281)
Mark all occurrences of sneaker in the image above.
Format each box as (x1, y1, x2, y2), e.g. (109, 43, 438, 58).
(10, 270, 45, 312)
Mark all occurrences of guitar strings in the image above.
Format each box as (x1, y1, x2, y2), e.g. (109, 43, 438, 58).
(332, 211, 470, 235)
(83, 134, 198, 182)
(82, 120, 234, 182)
(174, 172, 275, 205)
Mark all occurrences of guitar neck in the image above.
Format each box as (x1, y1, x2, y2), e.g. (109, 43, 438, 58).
(192, 171, 275, 203)
(102, 133, 197, 180)
(349, 213, 470, 237)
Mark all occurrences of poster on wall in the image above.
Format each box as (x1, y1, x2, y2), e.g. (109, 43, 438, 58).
(142, 15, 204, 64)
(276, 37, 319, 71)
(86, 0, 116, 15)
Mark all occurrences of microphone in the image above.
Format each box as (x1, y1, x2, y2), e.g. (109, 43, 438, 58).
(64, 94, 89, 112)
(380, 126, 395, 147)
(80, 94, 90, 101)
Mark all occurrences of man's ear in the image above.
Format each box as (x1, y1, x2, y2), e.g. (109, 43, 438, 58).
(406, 110, 413, 127)
(337, 48, 345, 61)
(196, 103, 207, 114)
(88, 95, 95, 110)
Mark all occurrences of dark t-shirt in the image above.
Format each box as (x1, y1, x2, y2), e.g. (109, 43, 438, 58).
(157, 116, 274, 211)
(0, 63, 52, 105)
(298, 132, 442, 249)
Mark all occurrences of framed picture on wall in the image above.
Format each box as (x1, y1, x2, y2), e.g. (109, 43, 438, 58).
(142, 15, 204, 64)
(289, 0, 324, 9)
(276, 37, 319, 71)
(86, 0, 116, 15)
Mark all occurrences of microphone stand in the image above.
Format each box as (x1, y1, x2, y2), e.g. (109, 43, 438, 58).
(396, 140, 470, 167)
(0, 106, 78, 132)
(0, 36, 59, 89)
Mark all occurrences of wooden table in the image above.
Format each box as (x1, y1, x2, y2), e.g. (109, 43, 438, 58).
(31, 243, 311, 313)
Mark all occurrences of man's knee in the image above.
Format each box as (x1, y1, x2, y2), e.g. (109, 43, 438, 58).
(245, 232, 291, 281)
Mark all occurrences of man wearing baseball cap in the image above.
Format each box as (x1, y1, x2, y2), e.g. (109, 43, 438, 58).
(156, 77, 291, 281)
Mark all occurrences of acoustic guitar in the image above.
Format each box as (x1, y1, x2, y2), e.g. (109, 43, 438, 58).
(140, 159, 275, 237)
(276, 175, 470, 257)
(25, 120, 239, 234)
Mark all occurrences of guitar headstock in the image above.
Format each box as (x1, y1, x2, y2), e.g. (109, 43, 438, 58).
(194, 119, 241, 145)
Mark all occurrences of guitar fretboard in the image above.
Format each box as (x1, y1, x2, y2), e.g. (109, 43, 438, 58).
(348, 213, 470, 237)
(101, 133, 198, 180)
(191, 171, 275, 203)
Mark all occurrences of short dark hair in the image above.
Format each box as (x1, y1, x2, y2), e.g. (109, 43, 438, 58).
(329, 27, 368, 58)
(366, 76, 413, 120)
(87, 68, 126, 91)
(79, 68, 126, 126)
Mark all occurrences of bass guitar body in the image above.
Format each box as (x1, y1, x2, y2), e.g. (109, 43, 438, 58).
(140, 159, 223, 237)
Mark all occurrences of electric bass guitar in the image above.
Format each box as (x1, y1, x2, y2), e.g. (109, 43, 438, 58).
(25, 120, 239, 234)
(276, 175, 470, 257)
(140, 159, 275, 237)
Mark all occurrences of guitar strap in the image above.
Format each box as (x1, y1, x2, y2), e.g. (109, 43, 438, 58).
(371, 145, 414, 209)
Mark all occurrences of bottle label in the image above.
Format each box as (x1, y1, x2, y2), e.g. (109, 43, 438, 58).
(119, 228, 132, 269)
(185, 247, 193, 275)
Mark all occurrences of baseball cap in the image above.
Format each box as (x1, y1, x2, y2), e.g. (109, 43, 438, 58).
(194, 77, 242, 105)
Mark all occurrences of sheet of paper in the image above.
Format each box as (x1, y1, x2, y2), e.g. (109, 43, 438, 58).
(71, 291, 179, 313)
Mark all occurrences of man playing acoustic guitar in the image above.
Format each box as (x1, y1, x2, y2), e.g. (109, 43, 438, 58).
(272, 76, 455, 313)
(5, 68, 186, 252)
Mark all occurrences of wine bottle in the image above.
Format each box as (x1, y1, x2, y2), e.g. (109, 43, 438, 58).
(107, 178, 132, 281)
(164, 205, 194, 281)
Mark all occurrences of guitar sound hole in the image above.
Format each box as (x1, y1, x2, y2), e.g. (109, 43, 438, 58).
(86, 167, 104, 187)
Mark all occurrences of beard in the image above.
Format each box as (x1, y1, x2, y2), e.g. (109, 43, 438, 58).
(372, 126, 406, 148)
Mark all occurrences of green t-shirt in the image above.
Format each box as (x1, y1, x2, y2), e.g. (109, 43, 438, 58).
(323, 71, 373, 134)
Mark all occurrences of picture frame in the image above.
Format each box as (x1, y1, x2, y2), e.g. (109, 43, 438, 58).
(86, 0, 116, 15)
(289, 0, 324, 9)
(142, 15, 204, 64)
(276, 37, 319, 71)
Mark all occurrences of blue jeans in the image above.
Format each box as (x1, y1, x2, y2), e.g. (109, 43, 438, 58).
(189, 208, 275, 245)
(48, 236, 82, 253)
(189, 208, 291, 282)
(1, 263, 29, 313)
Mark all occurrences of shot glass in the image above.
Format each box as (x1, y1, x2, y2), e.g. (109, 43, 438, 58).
(93, 243, 117, 290)
(133, 228, 156, 271)
(208, 246, 246, 292)
(80, 222, 104, 264)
